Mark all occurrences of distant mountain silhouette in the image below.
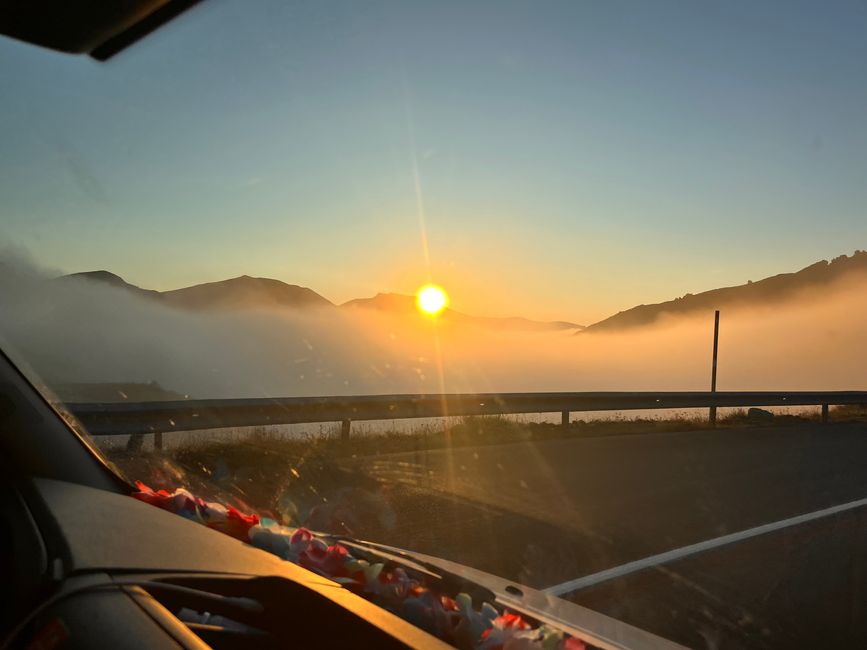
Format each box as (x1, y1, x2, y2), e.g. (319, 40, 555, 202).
(59, 272, 332, 311)
(161, 276, 334, 311)
(60, 272, 581, 329)
(63, 251, 867, 335)
(60, 270, 162, 300)
(583, 251, 867, 333)
(343, 293, 583, 332)
(342, 292, 417, 313)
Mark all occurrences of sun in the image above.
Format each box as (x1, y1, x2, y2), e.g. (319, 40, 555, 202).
(416, 284, 449, 315)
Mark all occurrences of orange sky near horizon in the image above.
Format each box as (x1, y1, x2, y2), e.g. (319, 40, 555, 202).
(5, 1, 867, 326)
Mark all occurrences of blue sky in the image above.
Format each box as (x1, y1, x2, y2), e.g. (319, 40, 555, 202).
(2, 0, 867, 322)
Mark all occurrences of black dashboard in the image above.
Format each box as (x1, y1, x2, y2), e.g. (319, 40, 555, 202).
(2, 475, 450, 649)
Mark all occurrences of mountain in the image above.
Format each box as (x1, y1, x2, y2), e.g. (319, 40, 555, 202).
(341, 292, 416, 313)
(60, 270, 162, 300)
(161, 276, 334, 311)
(59, 272, 332, 311)
(60, 272, 581, 329)
(343, 293, 583, 332)
(58, 251, 867, 335)
(583, 250, 867, 333)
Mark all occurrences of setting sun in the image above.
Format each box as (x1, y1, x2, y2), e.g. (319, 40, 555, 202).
(416, 284, 449, 315)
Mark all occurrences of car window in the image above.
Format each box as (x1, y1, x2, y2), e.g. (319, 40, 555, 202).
(3, 2, 867, 648)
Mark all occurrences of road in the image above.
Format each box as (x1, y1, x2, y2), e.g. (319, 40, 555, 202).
(338, 422, 867, 648)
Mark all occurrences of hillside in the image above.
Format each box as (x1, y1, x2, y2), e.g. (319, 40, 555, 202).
(161, 275, 334, 311)
(58, 252, 867, 334)
(59, 272, 333, 311)
(59, 272, 581, 329)
(583, 251, 867, 333)
(343, 293, 583, 332)
(60, 270, 162, 300)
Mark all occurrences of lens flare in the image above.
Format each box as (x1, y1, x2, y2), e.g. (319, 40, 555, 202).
(416, 285, 448, 315)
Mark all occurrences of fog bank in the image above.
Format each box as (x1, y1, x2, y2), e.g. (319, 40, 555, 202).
(1, 253, 866, 400)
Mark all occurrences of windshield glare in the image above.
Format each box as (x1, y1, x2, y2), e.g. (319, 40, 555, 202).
(3, 1, 867, 648)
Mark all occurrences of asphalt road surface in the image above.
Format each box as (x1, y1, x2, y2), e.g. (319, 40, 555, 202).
(343, 422, 867, 649)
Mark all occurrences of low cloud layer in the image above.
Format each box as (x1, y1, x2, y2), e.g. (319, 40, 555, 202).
(1, 251, 866, 400)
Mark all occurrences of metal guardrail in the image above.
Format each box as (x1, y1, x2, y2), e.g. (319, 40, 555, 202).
(69, 391, 867, 444)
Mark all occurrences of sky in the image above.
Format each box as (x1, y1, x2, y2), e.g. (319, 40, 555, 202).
(2, 0, 867, 324)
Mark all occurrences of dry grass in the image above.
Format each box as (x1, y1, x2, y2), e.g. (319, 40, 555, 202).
(103, 406, 867, 530)
(113, 407, 840, 480)
(168, 407, 817, 461)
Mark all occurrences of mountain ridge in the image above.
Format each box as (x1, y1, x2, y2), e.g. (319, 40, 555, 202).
(58, 250, 867, 335)
(59, 273, 583, 331)
(342, 292, 582, 331)
(161, 275, 334, 311)
(582, 250, 867, 333)
(61, 270, 163, 300)
(61, 271, 334, 311)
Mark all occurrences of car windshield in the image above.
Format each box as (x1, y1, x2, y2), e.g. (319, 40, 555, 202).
(3, 1, 867, 648)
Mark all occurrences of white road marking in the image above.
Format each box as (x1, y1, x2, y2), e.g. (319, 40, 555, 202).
(544, 495, 867, 597)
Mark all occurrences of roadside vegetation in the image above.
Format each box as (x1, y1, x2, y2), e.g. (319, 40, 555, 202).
(166, 405, 860, 462)
(101, 405, 867, 544)
(105, 407, 862, 494)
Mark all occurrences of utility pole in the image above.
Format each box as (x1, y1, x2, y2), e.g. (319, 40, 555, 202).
(710, 310, 720, 427)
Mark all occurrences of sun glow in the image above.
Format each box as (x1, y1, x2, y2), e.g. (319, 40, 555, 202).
(416, 284, 449, 315)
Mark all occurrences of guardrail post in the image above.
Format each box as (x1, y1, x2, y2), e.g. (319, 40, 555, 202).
(822, 404, 829, 424)
(154, 431, 163, 451)
(341, 419, 351, 440)
(561, 411, 569, 427)
(126, 433, 144, 452)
